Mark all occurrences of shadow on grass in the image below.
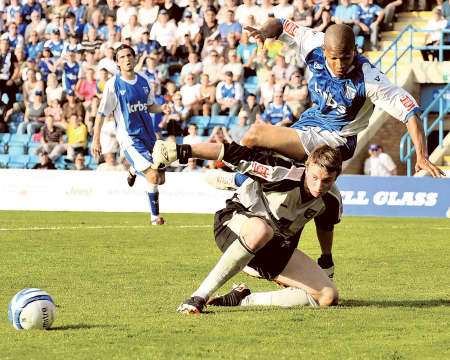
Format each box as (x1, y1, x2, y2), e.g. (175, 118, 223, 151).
(341, 299, 450, 308)
(49, 324, 120, 331)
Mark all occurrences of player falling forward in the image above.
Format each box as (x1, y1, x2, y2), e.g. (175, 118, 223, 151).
(238, 20, 443, 177)
(152, 140, 342, 314)
(92, 44, 170, 225)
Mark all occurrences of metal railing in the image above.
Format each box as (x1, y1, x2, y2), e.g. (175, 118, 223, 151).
(374, 26, 450, 175)
(374, 26, 450, 84)
(399, 83, 450, 176)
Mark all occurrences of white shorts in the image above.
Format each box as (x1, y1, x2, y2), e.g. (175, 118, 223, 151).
(294, 127, 357, 161)
(123, 145, 153, 173)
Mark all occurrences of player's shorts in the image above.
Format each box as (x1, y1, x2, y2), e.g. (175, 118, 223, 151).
(292, 125, 357, 161)
(214, 199, 303, 280)
(123, 138, 155, 174)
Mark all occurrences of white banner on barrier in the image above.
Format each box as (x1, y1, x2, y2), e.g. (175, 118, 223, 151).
(0, 170, 232, 213)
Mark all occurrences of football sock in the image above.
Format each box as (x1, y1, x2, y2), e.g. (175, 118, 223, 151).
(147, 184, 159, 220)
(234, 173, 248, 187)
(192, 239, 255, 301)
(240, 287, 319, 307)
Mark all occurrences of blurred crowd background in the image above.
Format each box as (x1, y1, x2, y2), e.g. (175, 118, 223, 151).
(0, 0, 447, 171)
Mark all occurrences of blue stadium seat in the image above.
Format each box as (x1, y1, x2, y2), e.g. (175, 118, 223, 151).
(8, 134, 30, 154)
(27, 154, 39, 168)
(0, 133, 10, 154)
(228, 116, 239, 128)
(54, 156, 68, 170)
(8, 154, 29, 169)
(8, 145, 26, 155)
(188, 116, 210, 129)
(27, 141, 41, 155)
(8, 112, 24, 134)
(0, 154, 9, 168)
(209, 115, 229, 128)
(9, 133, 30, 145)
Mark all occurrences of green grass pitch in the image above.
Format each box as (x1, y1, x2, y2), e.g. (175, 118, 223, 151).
(0, 211, 449, 359)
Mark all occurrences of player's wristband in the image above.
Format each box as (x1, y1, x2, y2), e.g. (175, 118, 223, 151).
(176, 144, 192, 164)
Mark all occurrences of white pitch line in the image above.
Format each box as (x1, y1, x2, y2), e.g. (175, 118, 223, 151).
(0, 224, 212, 232)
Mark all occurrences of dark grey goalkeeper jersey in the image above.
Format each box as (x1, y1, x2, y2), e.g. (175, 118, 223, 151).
(221, 142, 342, 238)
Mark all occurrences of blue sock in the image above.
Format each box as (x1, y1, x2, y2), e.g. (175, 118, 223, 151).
(147, 191, 159, 218)
(234, 173, 248, 187)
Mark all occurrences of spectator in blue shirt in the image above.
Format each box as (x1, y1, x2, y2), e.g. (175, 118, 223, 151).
(333, 0, 359, 31)
(237, 31, 257, 78)
(63, 12, 84, 40)
(219, 10, 242, 41)
(355, 0, 384, 50)
(261, 90, 293, 127)
(44, 29, 64, 58)
(25, 31, 43, 60)
(21, 0, 43, 23)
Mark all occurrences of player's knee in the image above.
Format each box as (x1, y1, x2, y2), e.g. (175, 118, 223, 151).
(318, 286, 339, 307)
(145, 170, 159, 184)
(241, 217, 273, 252)
(241, 124, 263, 148)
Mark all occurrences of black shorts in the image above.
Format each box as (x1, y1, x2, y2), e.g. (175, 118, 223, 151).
(214, 199, 303, 280)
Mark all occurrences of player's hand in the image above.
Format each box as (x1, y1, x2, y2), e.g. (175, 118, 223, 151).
(244, 26, 266, 45)
(91, 139, 102, 158)
(415, 156, 445, 177)
(160, 103, 171, 115)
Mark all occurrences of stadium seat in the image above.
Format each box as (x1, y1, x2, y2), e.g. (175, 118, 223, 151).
(0, 154, 9, 168)
(8, 145, 26, 155)
(209, 115, 229, 128)
(27, 141, 41, 155)
(54, 156, 68, 170)
(188, 116, 210, 128)
(228, 116, 239, 128)
(8, 154, 29, 169)
(0, 133, 10, 154)
(8, 134, 30, 154)
(27, 154, 39, 168)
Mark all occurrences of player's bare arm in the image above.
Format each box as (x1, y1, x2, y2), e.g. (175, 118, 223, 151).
(406, 115, 445, 177)
(244, 18, 283, 45)
(91, 114, 105, 157)
(148, 103, 170, 115)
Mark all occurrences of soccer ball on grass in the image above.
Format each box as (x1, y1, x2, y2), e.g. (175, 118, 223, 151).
(8, 288, 56, 330)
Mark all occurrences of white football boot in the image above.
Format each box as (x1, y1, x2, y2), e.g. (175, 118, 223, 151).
(203, 169, 237, 190)
(152, 140, 177, 169)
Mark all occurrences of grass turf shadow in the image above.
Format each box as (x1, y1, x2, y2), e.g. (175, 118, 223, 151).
(340, 299, 450, 308)
(49, 324, 123, 331)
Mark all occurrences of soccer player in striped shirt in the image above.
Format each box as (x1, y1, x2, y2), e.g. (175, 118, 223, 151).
(153, 140, 341, 313)
(92, 44, 170, 225)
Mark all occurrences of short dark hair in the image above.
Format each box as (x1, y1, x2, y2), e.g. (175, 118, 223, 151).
(114, 44, 136, 61)
(306, 145, 342, 177)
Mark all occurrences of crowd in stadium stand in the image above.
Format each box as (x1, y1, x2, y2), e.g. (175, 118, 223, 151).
(0, 0, 447, 171)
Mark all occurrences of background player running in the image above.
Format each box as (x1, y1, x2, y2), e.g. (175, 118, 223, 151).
(240, 20, 443, 177)
(92, 44, 170, 225)
(152, 140, 342, 314)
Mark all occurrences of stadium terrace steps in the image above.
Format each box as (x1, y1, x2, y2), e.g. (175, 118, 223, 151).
(393, 21, 428, 31)
(397, 11, 433, 21)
